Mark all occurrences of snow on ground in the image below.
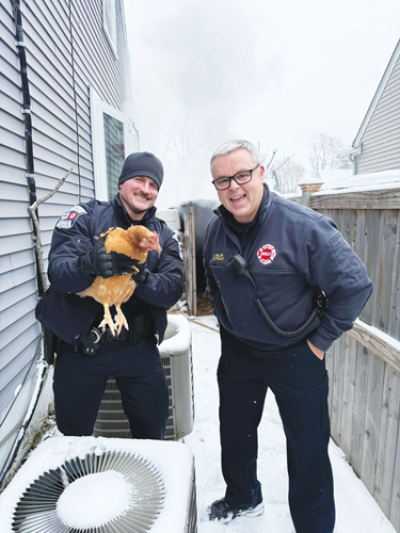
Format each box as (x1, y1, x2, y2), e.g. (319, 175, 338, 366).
(185, 318, 395, 533)
(0, 315, 395, 533)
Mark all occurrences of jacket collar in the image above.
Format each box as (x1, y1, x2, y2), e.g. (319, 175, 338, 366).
(111, 194, 157, 227)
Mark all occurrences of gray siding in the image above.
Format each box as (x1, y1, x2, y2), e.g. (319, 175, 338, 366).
(0, 0, 41, 431)
(356, 51, 400, 174)
(0, 0, 132, 451)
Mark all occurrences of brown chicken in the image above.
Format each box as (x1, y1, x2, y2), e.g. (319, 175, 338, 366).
(78, 226, 160, 336)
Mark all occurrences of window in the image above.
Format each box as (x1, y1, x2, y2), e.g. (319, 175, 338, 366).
(91, 88, 139, 201)
(103, 0, 117, 55)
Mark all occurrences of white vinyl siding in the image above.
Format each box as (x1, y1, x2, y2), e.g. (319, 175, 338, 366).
(0, 0, 132, 464)
(0, 0, 41, 434)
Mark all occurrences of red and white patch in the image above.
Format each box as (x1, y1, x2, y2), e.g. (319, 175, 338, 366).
(56, 205, 87, 229)
(257, 244, 276, 265)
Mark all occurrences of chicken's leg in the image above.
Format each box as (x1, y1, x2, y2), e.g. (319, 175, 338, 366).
(99, 303, 116, 336)
(114, 305, 129, 335)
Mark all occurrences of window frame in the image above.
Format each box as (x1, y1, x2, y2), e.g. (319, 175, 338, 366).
(103, 0, 118, 57)
(90, 87, 139, 201)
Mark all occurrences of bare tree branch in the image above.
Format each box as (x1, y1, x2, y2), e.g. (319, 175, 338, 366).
(306, 133, 349, 177)
(265, 149, 277, 170)
(273, 157, 305, 194)
(274, 155, 293, 171)
(28, 168, 73, 293)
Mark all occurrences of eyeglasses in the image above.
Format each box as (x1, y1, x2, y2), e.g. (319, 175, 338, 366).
(212, 165, 260, 191)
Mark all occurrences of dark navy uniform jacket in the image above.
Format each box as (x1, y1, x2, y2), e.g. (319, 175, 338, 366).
(36, 195, 183, 345)
(204, 186, 373, 352)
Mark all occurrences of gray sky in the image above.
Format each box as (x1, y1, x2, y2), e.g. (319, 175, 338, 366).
(124, 0, 400, 208)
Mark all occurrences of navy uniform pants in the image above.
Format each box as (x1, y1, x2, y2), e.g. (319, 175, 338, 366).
(53, 338, 169, 439)
(218, 328, 335, 533)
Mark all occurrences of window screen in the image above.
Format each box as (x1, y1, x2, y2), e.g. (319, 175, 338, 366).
(104, 112, 125, 200)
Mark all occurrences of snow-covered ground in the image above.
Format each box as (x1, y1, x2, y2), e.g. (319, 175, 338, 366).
(185, 317, 396, 533)
(0, 315, 395, 533)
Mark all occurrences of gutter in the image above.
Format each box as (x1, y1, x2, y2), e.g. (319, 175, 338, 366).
(0, 355, 48, 492)
(337, 145, 363, 175)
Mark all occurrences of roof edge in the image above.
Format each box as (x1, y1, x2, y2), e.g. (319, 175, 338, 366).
(353, 38, 400, 148)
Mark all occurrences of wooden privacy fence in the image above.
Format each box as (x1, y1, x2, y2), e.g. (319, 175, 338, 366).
(292, 185, 400, 531)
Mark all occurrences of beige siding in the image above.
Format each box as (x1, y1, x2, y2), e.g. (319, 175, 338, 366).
(356, 52, 400, 174)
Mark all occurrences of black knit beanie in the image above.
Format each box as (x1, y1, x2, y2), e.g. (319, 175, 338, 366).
(118, 152, 164, 189)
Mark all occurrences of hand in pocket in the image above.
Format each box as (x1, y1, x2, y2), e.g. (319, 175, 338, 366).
(307, 339, 325, 360)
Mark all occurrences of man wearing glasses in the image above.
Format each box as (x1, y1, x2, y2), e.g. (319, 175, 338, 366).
(203, 140, 372, 532)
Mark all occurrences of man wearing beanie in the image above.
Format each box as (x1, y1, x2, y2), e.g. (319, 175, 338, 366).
(36, 152, 183, 440)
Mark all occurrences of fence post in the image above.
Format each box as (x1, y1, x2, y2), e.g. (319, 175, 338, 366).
(183, 206, 197, 316)
(298, 175, 324, 208)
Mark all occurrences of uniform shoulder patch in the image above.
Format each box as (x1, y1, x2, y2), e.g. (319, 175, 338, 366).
(56, 205, 87, 229)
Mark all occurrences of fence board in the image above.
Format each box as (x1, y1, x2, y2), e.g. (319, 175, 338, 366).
(360, 353, 385, 495)
(388, 210, 400, 340)
(390, 422, 400, 531)
(310, 189, 400, 210)
(183, 207, 197, 316)
(365, 210, 383, 327)
(348, 320, 400, 373)
(350, 342, 370, 477)
(330, 335, 346, 444)
(339, 335, 357, 455)
(374, 367, 400, 517)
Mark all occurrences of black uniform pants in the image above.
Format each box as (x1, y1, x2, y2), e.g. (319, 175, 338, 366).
(53, 338, 169, 439)
(218, 328, 335, 533)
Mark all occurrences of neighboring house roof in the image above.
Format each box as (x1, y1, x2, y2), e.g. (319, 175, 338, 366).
(315, 169, 400, 195)
(319, 169, 353, 190)
(282, 169, 400, 200)
(353, 39, 400, 148)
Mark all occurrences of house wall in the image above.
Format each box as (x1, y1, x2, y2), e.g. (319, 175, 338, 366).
(0, 0, 132, 474)
(355, 51, 400, 175)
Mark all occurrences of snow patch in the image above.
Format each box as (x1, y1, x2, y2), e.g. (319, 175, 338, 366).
(159, 314, 191, 356)
(57, 471, 131, 528)
(355, 318, 400, 353)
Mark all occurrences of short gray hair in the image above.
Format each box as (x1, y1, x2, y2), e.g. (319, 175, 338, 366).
(210, 139, 262, 166)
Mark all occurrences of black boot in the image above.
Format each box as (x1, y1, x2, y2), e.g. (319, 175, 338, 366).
(208, 498, 264, 521)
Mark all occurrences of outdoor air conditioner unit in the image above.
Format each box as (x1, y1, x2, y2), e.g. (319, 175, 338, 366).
(0, 436, 197, 533)
(94, 314, 194, 441)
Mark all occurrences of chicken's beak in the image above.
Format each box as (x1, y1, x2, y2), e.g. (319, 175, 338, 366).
(153, 231, 161, 253)
(145, 232, 161, 254)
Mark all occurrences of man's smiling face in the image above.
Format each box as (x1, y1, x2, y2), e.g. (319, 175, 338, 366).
(211, 148, 265, 223)
(119, 176, 159, 220)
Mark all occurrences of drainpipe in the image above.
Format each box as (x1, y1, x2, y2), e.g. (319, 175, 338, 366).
(337, 145, 362, 176)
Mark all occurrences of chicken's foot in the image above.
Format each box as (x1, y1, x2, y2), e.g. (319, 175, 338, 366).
(98, 303, 116, 336)
(114, 305, 129, 335)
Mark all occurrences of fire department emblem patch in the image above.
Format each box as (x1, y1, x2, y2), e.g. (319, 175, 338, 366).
(257, 244, 276, 265)
(56, 205, 87, 229)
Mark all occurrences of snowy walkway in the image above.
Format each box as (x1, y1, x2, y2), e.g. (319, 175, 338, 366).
(184, 318, 395, 533)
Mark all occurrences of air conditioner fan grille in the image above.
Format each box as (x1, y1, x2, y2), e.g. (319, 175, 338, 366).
(12, 451, 165, 533)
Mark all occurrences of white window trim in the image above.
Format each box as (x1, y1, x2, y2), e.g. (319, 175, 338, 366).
(90, 87, 138, 201)
(103, 0, 118, 58)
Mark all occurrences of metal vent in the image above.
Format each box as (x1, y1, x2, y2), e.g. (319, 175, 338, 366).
(94, 315, 194, 441)
(12, 451, 165, 533)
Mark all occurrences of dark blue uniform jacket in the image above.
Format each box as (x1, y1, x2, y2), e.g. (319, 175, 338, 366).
(204, 186, 373, 352)
(36, 195, 183, 345)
